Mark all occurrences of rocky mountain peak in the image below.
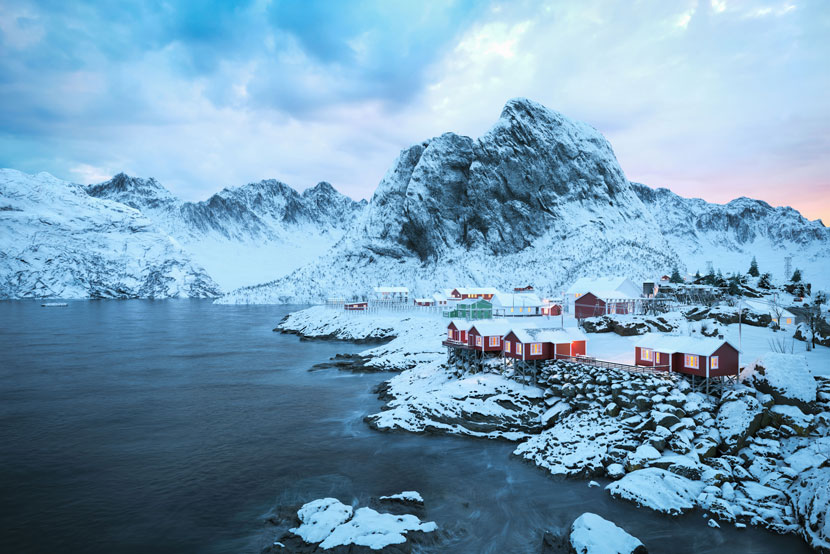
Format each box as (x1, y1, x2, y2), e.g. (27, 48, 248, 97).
(87, 173, 179, 212)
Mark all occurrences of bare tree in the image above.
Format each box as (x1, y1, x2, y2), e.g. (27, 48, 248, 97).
(769, 295, 783, 331)
(768, 336, 795, 354)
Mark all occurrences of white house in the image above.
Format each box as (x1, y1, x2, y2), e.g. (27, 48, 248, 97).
(745, 299, 797, 329)
(372, 286, 409, 303)
(565, 276, 642, 313)
(491, 292, 544, 317)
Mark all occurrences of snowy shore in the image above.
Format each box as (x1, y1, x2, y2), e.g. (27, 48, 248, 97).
(277, 306, 830, 551)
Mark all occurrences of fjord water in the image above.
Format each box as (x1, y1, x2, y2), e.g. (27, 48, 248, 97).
(0, 301, 810, 553)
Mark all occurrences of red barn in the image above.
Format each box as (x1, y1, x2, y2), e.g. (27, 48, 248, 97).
(574, 292, 637, 319)
(634, 334, 739, 377)
(344, 302, 368, 311)
(502, 327, 588, 361)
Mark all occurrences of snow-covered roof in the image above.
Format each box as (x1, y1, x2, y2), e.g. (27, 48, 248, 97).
(566, 276, 641, 298)
(452, 286, 499, 295)
(491, 292, 543, 308)
(373, 286, 409, 293)
(447, 319, 471, 330)
(509, 326, 587, 344)
(413, 297, 433, 303)
(457, 297, 492, 306)
(468, 320, 512, 337)
(432, 292, 447, 301)
(587, 290, 639, 301)
(635, 333, 737, 356)
(744, 299, 795, 318)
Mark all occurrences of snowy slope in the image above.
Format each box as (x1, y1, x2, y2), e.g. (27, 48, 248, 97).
(0, 169, 219, 299)
(632, 183, 830, 288)
(219, 98, 682, 304)
(87, 174, 366, 289)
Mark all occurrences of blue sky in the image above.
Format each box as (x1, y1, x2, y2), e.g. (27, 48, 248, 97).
(1, 0, 828, 221)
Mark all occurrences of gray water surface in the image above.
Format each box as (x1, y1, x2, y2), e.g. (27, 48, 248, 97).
(0, 300, 812, 553)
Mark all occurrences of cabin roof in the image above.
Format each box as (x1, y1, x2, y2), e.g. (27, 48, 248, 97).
(635, 333, 737, 356)
(566, 276, 640, 297)
(580, 290, 639, 302)
(509, 326, 587, 344)
(452, 286, 499, 295)
(468, 320, 512, 336)
(491, 292, 543, 308)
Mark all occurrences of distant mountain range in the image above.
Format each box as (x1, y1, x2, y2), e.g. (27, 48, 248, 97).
(1, 98, 827, 300)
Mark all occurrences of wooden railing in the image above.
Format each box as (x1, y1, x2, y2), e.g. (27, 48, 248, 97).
(553, 354, 670, 375)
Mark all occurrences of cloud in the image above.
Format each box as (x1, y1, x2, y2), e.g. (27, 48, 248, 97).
(0, 0, 828, 222)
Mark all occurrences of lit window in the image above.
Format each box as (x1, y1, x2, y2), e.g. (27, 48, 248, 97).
(655, 352, 661, 363)
(519, 307, 523, 312)
(530, 343, 542, 355)
(516, 343, 523, 355)
(711, 356, 719, 369)
(786, 318, 792, 325)
(476, 336, 483, 347)
(642, 348, 653, 361)
(510, 307, 514, 312)
(448, 330, 452, 339)
(505, 341, 511, 353)
(489, 336, 500, 347)
(685, 354, 699, 369)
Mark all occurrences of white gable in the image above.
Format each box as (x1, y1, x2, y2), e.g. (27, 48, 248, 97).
(566, 276, 641, 299)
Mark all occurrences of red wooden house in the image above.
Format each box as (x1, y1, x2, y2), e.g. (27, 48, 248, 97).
(467, 321, 512, 352)
(445, 320, 470, 344)
(574, 291, 637, 319)
(634, 334, 739, 377)
(502, 327, 588, 361)
(541, 304, 562, 316)
(344, 301, 368, 311)
(449, 287, 498, 301)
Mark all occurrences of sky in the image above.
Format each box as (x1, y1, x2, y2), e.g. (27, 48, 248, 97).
(1, 0, 828, 222)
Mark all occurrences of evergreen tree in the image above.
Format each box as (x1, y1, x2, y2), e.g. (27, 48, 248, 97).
(727, 275, 741, 296)
(792, 268, 802, 282)
(748, 256, 759, 277)
(704, 268, 716, 286)
(694, 269, 701, 280)
(670, 266, 683, 283)
(758, 272, 773, 289)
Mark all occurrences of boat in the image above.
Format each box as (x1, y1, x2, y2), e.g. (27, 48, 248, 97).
(41, 302, 69, 307)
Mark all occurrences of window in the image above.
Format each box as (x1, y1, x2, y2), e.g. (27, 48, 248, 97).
(476, 335, 483, 347)
(684, 354, 699, 369)
(448, 329, 453, 339)
(786, 318, 792, 325)
(710, 356, 719, 370)
(460, 331, 466, 342)
(516, 343, 523, 356)
(530, 343, 542, 355)
(642, 348, 653, 361)
(489, 336, 500, 347)
(510, 307, 514, 313)
(655, 352, 661, 364)
(519, 307, 523, 312)
(505, 341, 511, 353)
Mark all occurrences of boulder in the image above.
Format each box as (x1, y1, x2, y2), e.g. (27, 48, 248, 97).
(715, 394, 763, 454)
(606, 468, 705, 515)
(569, 512, 647, 554)
(743, 353, 817, 412)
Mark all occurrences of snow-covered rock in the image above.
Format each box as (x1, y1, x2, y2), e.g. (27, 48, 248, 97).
(379, 491, 424, 505)
(0, 169, 219, 299)
(569, 512, 647, 554)
(288, 498, 437, 551)
(715, 390, 764, 454)
(790, 468, 830, 551)
(606, 468, 705, 515)
(743, 353, 817, 411)
(514, 410, 632, 477)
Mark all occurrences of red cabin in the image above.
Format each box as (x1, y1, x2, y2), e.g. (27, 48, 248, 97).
(502, 327, 588, 361)
(445, 320, 469, 344)
(634, 334, 739, 376)
(467, 321, 512, 352)
(541, 304, 562, 316)
(574, 292, 636, 319)
(449, 287, 498, 301)
(344, 302, 368, 311)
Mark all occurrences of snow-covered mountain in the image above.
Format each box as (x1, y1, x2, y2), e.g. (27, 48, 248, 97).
(218, 98, 686, 304)
(632, 184, 830, 286)
(0, 169, 219, 299)
(86, 174, 366, 290)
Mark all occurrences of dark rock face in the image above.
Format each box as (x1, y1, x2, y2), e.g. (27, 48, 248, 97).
(362, 98, 647, 261)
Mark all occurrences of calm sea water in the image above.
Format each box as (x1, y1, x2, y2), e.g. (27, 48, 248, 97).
(0, 300, 812, 553)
